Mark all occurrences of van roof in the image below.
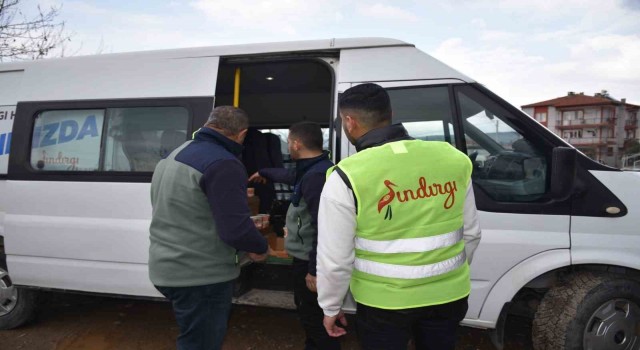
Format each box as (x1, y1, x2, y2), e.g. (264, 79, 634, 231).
(1, 37, 473, 103)
(0, 37, 412, 69)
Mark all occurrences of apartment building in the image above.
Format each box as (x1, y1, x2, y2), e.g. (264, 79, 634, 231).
(522, 91, 639, 167)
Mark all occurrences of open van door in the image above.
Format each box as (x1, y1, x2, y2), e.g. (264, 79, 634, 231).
(337, 47, 572, 330)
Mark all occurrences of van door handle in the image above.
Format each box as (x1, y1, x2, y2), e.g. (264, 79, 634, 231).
(606, 207, 621, 215)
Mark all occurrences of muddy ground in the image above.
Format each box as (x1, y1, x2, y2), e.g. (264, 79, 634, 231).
(1, 292, 532, 350)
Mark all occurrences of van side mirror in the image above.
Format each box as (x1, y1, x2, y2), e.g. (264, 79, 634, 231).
(550, 147, 577, 200)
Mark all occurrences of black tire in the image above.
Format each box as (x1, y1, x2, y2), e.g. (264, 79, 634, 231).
(0, 286, 40, 330)
(532, 271, 640, 350)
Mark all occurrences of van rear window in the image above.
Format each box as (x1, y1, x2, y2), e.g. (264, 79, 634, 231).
(29, 107, 188, 172)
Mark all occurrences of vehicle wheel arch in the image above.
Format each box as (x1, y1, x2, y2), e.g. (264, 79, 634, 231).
(477, 249, 570, 326)
(0, 237, 41, 330)
(487, 262, 640, 349)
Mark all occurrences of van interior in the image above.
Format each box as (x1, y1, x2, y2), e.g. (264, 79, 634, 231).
(214, 58, 334, 305)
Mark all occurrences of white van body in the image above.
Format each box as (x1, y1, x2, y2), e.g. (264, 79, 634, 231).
(1, 38, 638, 349)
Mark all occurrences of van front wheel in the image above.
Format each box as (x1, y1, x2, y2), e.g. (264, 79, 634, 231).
(532, 272, 640, 350)
(0, 268, 39, 330)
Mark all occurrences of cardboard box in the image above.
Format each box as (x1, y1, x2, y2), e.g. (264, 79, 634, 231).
(276, 237, 285, 251)
(248, 196, 260, 216)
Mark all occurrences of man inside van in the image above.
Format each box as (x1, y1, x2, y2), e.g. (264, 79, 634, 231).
(249, 122, 339, 350)
(316, 84, 482, 350)
(149, 106, 270, 350)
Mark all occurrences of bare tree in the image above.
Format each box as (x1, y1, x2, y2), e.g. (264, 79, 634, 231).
(0, 0, 72, 61)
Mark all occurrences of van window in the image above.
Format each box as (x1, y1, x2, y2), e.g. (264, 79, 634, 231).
(387, 86, 455, 144)
(30, 109, 105, 171)
(103, 107, 188, 172)
(29, 107, 188, 172)
(457, 89, 548, 202)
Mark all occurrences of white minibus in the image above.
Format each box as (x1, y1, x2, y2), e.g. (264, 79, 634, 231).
(1, 38, 638, 349)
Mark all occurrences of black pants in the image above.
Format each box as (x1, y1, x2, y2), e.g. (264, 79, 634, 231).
(155, 281, 234, 350)
(292, 258, 341, 350)
(356, 297, 468, 350)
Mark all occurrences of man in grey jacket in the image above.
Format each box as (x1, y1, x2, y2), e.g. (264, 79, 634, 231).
(149, 106, 269, 350)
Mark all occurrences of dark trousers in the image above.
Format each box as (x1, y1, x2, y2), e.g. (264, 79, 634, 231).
(356, 297, 468, 350)
(156, 280, 234, 350)
(293, 258, 341, 350)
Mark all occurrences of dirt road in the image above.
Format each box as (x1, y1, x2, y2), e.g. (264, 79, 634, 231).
(1, 292, 532, 349)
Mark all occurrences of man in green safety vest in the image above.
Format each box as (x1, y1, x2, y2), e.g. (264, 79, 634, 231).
(316, 83, 482, 350)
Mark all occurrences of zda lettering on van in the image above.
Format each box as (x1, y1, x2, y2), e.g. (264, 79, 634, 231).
(0, 132, 11, 155)
(32, 115, 99, 148)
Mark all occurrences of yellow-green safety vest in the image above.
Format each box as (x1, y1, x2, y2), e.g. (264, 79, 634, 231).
(330, 140, 472, 309)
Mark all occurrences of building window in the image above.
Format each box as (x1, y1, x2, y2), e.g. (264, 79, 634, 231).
(533, 106, 548, 123)
(534, 112, 548, 123)
(563, 110, 584, 121)
(607, 147, 614, 156)
(563, 130, 583, 139)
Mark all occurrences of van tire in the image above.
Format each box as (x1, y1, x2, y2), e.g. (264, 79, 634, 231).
(0, 286, 40, 330)
(532, 271, 640, 350)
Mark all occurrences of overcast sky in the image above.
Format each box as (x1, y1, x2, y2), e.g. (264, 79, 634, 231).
(21, 0, 640, 108)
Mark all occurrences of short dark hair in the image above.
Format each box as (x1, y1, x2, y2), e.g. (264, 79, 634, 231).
(338, 83, 392, 128)
(289, 122, 323, 151)
(206, 106, 249, 135)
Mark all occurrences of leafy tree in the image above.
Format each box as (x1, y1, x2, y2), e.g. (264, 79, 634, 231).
(624, 139, 640, 155)
(0, 0, 72, 61)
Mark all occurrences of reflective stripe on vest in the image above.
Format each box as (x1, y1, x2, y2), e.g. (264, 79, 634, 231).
(355, 250, 467, 279)
(355, 227, 463, 254)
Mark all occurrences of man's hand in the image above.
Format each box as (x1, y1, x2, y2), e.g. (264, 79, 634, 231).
(248, 172, 267, 184)
(248, 247, 273, 262)
(248, 252, 267, 262)
(305, 273, 317, 292)
(323, 311, 348, 337)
